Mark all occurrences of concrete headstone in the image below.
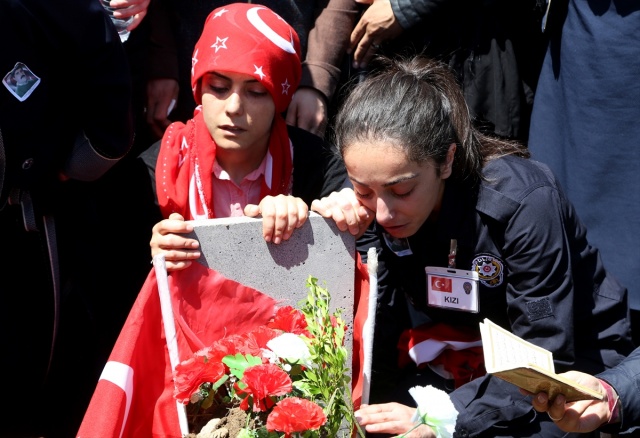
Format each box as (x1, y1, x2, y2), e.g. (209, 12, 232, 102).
(186, 212, 357, 349)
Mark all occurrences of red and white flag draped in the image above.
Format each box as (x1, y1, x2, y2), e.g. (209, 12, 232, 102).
(78, 260, 279, 438)
(77, 255, 372, 438)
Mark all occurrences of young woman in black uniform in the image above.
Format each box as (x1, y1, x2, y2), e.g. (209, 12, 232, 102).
(311, 55, 634, 438)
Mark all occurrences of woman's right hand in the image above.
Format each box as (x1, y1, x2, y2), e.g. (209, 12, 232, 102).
(311, 187, 374, 239)
(150, 212, 201, 271)
(355, 403, 436, 438)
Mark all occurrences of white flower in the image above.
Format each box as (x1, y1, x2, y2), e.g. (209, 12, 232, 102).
(266, 333, 313, 368)
(408, 385, 458, 438)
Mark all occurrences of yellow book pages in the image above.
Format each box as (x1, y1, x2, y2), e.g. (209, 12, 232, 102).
(480, 319, 604, 402)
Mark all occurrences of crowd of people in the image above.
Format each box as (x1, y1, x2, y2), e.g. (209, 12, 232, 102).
(2, 0, 638, 437)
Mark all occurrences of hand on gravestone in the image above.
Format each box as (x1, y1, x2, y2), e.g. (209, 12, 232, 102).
(244, 194, 309, 245)
(150, 212, 201, 271)
(311, 188, 374, 240)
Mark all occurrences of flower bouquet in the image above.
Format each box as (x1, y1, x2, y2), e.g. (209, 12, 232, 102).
(173, 276, 360, 438)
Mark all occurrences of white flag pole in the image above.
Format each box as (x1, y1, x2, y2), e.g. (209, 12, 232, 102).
(153, 254, 189, 436)
(361, 247, 379, 405)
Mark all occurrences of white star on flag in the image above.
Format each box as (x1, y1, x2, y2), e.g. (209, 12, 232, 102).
(212, 8, 228, 19)
(254, 65, 266, 80)
(191, 49, 199, 77)
(281, 78, 290, 95)
(212, 36, 228, 53)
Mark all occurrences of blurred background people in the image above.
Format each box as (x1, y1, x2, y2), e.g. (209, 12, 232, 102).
(527, 0, 640, 345)
(348, 0, 548, 144)
(0, 0, 138, 436)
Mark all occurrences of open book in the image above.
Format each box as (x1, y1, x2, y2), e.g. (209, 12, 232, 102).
(479, 318, 604, 402)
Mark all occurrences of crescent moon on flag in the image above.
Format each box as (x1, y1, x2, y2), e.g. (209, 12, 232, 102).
(435, 280, 444, 289)
(247, 7, 296, 54)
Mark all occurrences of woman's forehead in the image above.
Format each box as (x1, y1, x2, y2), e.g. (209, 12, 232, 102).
(344, 140, 407, 160)
(344, 141, 439, 177)
(205, 71, 259, 83)
(345, 142, 411, 172)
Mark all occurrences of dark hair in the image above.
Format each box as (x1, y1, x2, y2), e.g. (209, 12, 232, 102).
(333, 56, 529, 186)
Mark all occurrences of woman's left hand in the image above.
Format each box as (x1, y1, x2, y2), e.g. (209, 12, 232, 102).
(525, 371, 610, 433)
(244, 195, 308, 244)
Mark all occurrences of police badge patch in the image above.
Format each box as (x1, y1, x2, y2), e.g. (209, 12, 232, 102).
(471, 254, 504, 287)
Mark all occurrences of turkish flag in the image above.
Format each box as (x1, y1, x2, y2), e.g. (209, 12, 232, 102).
(431, 275, 452, 293)
(398, 323, 485, 389)
(77, 262, 278, 438)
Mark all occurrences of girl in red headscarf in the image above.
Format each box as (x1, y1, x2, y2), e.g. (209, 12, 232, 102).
(143, 3, 347, 270)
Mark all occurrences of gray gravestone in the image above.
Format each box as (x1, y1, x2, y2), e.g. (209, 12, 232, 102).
(186, 212, 357, 350)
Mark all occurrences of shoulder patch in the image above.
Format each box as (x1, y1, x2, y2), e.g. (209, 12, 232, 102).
(525, 297, 554, 321)
(471, 254, 504, 288)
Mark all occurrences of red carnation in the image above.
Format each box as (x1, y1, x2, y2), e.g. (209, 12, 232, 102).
(266, 397, 327, 437)
(240, 363, 292, 411)
(269, 306, 310, 336)
(236, 326, 281, 357)
(201, 339, 236, 365)
(173, 356, 226, 404)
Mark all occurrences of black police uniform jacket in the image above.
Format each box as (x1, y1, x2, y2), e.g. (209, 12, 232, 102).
(361, 154, 634, 437)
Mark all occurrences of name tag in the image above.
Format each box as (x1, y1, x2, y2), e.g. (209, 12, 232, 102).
(425, 266, 480, 313)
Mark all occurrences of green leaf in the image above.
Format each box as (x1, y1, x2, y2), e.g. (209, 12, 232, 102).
(211, 374, 229, 392)
(223, 353, 262, 379)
